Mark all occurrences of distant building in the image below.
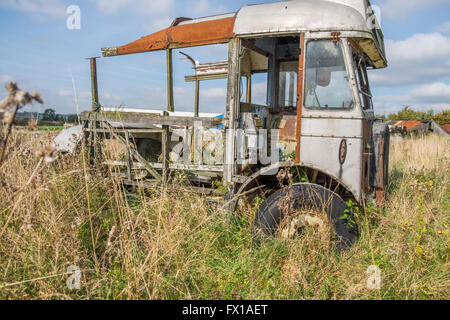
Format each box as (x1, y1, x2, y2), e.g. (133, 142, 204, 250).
(443, 124, 450, 134)
(387, 120, 449, 137)
(15, 111, 40, 120)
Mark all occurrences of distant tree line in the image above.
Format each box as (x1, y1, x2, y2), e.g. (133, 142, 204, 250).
(377, 106, 449, 126)
(14, 108, 79, 123)
(41, 108, 78, 123)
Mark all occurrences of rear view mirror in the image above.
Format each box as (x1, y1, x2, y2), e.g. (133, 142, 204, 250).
(316, 67, 331, 87)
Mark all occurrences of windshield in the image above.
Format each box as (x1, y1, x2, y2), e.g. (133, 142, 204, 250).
(304, 40, 353, 110)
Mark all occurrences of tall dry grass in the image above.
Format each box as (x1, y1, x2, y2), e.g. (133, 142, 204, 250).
(0, 130, 448, 300)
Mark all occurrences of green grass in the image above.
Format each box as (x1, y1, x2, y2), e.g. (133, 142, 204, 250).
(0, 133, 448, 300)
(37, 126, 64, 132)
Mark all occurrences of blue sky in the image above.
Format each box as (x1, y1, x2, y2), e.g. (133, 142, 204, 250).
(0, 0, 449, 116)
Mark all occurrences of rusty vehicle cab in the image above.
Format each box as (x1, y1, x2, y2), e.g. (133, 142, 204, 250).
(82, 0, 389, 248)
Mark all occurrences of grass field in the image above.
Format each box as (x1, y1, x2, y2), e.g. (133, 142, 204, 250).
(36, 126, 65, 132)
(0, 131, 448, 300)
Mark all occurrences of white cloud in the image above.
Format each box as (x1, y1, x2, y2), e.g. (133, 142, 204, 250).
(58, 89, 72, 97)
(102, 93, 121, 102)
(410, 82, 450, 102)
(144, 17, 173, 33)
(378, 0, 449, 20)
(58, 89, 122, 109)
(59, 89, 90, 99)
(96, 0, 133, 15)
(201, 87, 226, 99)
(145, 55, 167, 67)
(368, 32, 450, 87)
(0, 0, 67, 19)
(132, 0, 230, 32)
(373, 82, 450, 114)
(96, 0, 174, 16)
(0, 74, 14, 84)
(173, 85, 227, 113)
(435, 21, 450, 34)
(186, 0, 228, 17)
(252, 81, 267, 105)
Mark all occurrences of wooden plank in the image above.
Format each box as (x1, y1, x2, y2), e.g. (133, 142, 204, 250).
(125, 131, 132, 179)
(104, 160, 223, 173)
(162, 124, 170, 185)
(89, 119, 95, 163)
(122, 179, 218, 195)
(84, 128, 164, 134)
(82, 120, 89, 151)
(80, 111, 224, 128)
(101, 122, 162, 181)
(185, 73, 228, 82)
(151, 162, 223, 173)
(104, 161, 146, 170)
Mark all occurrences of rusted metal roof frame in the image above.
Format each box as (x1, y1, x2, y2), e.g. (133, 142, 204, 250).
(102, 17, 236, 57)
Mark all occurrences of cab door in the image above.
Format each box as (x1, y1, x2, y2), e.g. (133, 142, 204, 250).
(298, 39, 366, 203)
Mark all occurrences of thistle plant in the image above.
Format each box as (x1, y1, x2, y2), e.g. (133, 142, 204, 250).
(0, 82, 43, 167)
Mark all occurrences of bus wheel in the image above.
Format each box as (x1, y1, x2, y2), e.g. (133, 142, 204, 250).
(252, 183, 358, 250)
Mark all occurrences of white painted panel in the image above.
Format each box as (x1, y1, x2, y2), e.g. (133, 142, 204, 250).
(302, 118, 363, 138)
(235, 0, 368, 35)
(300, 135, 362, 201)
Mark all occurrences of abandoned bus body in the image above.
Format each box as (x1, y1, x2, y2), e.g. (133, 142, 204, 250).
(80, 0, 389, 248)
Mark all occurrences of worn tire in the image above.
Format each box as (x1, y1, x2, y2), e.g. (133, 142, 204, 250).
(252, 183, 358, 250)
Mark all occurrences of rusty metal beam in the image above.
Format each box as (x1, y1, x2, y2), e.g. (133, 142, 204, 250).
(102, 17, 236, 57)
(295, 33, 305, 164)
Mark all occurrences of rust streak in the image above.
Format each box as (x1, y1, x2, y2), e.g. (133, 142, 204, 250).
(295, 33, 305, 164)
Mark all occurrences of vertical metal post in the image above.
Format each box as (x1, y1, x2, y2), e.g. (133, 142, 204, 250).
(166, 49, 174, 112)
(86, 57, 101, 163)
(268, 41, 279, 109)
(88, 57, 100, 112)
(194, 80, 200, 117)
(224, 38, 241, 184)
(246, 75, 252, 104)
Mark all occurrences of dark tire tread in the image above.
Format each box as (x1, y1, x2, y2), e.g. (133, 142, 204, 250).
(252, 183, 358, 250)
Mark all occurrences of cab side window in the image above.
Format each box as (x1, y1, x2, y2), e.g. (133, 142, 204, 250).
(353, 53, 373, 110)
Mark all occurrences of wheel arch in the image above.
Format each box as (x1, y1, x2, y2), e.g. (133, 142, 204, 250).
(229, 162, 359, 210)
